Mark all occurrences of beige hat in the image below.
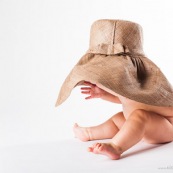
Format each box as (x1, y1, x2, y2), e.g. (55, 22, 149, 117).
(55, 19, 173, 107)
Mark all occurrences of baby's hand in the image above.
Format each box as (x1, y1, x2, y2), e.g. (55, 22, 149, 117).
(80, 81, 106, 100)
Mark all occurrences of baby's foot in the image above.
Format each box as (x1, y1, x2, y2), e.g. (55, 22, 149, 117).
(88, 143, 122, 160)
(73, 123, 90, 142)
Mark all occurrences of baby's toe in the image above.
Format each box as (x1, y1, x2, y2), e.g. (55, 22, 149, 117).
(74, 123, 78, 128)
(88, 147, 93, 152)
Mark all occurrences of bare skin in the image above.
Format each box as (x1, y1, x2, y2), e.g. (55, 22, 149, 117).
(73, 81, 173, 160)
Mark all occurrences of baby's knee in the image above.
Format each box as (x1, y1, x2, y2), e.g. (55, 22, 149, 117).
(128, 109, 150, 123)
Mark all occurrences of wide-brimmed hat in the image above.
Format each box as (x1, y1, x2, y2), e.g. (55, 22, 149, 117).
(55, 19, 173, 107)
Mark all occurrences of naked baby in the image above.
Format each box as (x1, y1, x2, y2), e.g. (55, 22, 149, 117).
(56, 19, 173, 160)
(74, 81, 173, 160)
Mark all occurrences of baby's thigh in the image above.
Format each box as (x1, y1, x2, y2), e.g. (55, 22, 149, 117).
(143, 113, 173, 144)
(111, 112, 126, 130)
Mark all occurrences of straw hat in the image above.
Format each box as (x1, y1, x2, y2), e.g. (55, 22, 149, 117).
(55, 19, 173, 107)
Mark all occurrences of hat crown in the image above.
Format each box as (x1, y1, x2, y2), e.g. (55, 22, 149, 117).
(88, 19, 144, 55)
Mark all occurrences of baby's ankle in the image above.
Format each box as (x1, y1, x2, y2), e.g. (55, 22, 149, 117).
(86, 127, 92, 141)
(110, 142, 123, 154)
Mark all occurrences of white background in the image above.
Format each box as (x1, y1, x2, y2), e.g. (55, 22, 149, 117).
(1, 0, 173, 147)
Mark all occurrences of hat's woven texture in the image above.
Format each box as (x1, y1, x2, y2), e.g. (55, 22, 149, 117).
(88, 19, 143, 55)
(56, 19, 173, 107)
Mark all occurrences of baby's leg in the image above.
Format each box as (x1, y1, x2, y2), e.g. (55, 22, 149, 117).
(89, 109, 173, 159)
(73, 112, 125, 141)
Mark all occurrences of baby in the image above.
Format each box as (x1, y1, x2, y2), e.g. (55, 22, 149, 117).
(73, 81, 173, 160)
(55, 19, 173, 160)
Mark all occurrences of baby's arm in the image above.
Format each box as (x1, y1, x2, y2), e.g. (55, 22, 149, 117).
(81, 81, 121, 104)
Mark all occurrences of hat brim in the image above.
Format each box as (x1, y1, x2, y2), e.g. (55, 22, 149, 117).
(55, 53, 173, 107)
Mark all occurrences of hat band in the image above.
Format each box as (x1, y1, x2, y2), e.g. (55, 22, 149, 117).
(87, 43, 146, 83)
(87, 43, 143, 55)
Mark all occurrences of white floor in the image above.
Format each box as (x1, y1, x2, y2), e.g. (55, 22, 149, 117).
(1, 139, 173, 173)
